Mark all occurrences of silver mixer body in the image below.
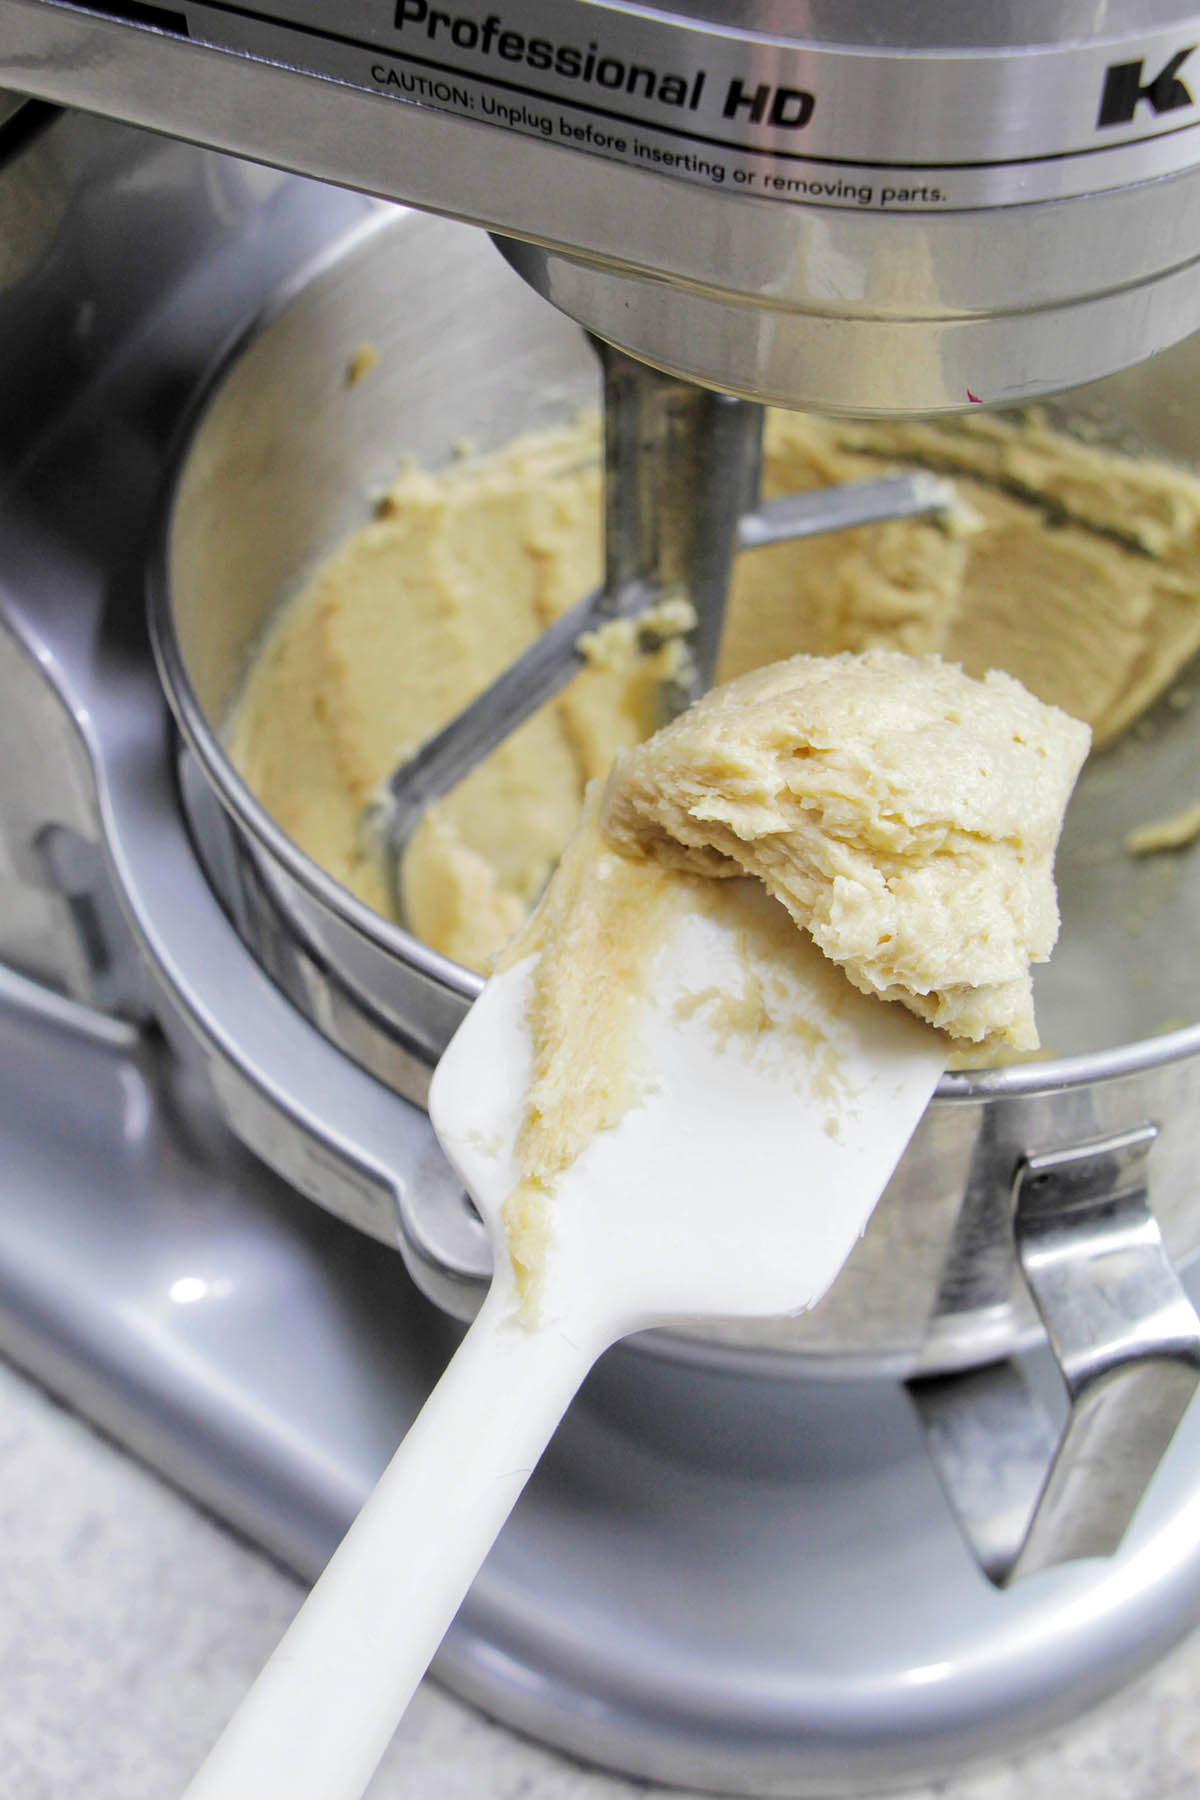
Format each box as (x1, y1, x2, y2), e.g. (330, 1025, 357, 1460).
(10, 1, 1200, 409)
(7, 7, 1200, 1791)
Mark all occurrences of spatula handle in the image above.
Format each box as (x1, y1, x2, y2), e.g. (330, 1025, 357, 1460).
(181, 1282, 601, 1800)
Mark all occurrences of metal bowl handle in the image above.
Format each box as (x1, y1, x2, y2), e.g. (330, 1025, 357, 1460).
(911, 1124, 1200, 1585)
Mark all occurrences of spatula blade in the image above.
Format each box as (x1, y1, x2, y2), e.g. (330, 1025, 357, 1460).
(431, 881, 946, 1335)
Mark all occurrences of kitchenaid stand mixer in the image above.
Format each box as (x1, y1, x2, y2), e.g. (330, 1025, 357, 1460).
(9, 4, 1200, 1792)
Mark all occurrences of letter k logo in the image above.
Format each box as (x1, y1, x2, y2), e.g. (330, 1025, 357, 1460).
(1098, 47, 1196, 128)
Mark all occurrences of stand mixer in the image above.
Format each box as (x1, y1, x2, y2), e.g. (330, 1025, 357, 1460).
(9, 4, 1200, 1792)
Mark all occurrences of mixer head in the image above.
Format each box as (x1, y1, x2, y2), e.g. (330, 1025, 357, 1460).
(7, 2, 1200, 411)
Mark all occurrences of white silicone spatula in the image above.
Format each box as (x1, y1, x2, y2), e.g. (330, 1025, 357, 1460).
(181, 882, 946, 1800)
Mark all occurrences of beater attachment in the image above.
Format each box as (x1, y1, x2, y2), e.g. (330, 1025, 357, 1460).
(377, 341, 955, 903)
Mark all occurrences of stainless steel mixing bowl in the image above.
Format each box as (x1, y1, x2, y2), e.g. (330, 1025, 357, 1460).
(151, 204, 1200, 1379)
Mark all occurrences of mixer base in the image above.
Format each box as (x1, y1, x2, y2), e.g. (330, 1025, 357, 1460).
(3, 967, 1200, 1798)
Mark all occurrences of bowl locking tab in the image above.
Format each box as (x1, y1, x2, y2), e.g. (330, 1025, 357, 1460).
(911, 1124, 1200, 1585)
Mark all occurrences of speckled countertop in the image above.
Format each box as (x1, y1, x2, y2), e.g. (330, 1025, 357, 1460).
(3, 1355, 1200, 1800)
